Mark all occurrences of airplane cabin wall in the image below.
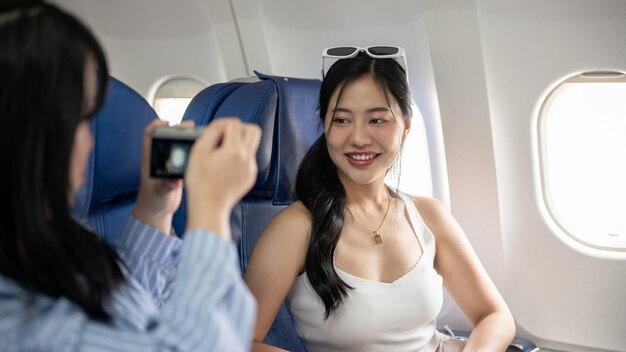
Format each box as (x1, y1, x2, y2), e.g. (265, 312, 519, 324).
(476, 1, 626, 351)
(54, 0, 241, 96)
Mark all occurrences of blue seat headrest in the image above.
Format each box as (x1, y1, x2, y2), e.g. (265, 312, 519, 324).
(183, 82, 246, 126)
(182, 72, 322, 202)
(254, 72, 322, 204)
(73, 76, 156, 221)
(172, 72, 322, 235)
(209, 80, 279, 197)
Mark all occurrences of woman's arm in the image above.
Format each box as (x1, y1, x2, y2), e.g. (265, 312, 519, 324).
(131, 119, 191, 234)
(117, 119, 188, 304)
(0, 229, 255, 351)
(413, 196, 516, 352)
(99, 117, 260, 349)
(119, 117, 261, 306)
(244, 201, 311, 352)
(114, 215, 181, 306)
(86, 230, 256, 351)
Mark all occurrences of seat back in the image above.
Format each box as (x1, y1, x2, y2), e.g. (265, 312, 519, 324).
(173, 72, 322, 351)
(73, 76, 156, 245)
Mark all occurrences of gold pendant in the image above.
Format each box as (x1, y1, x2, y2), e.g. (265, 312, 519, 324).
(374, 231, 383, 244)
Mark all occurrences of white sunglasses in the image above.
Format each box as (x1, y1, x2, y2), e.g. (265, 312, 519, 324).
(320, 45, 409, 83)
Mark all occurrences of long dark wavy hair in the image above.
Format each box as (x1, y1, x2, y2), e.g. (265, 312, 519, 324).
(296, 52, 412, 319)
(0, 2, 125, 320)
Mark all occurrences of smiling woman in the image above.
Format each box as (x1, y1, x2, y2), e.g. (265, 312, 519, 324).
(324, 74, 410, 187)
(244, 50, 516, 352)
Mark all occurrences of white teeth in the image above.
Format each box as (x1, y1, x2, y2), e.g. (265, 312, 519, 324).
(350, 154, 376, 161)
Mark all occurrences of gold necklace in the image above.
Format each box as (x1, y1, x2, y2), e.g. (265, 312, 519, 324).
(346, 193, 391, 245)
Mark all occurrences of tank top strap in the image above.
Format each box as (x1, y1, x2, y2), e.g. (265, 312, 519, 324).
(397, 191, 437, 258)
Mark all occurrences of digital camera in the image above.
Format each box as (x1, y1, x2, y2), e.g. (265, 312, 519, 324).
(150, 126, 203, 178)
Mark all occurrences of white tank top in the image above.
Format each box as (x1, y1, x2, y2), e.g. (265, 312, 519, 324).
(286, 192, 444, 352)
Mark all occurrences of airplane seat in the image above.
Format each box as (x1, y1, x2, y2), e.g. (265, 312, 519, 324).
(72, 76, 156, 245)
(173, 71, 323, 351)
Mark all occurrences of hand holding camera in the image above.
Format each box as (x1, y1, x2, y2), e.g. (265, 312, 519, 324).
(184, 118, 261, 238)
(133, 119, 193, 233)
(134, 118, 260, 238)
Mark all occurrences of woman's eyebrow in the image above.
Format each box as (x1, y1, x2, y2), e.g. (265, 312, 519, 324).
(331, 107, 352, 113)
(366, 107, 390, 113)
(331, 106, 390, 113)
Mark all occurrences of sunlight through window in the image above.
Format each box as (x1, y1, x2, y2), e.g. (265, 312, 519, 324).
(539, 73, 626, 250)
(149, 76, 206, 125)
(153, 98, 193, 125)
(386, 100, 432, 197)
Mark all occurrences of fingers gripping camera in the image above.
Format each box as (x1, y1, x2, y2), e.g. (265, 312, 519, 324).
(151, 126, 203, 178)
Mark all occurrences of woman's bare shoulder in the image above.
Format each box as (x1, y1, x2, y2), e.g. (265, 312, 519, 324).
(276, 200, 312, 224)
(246, 200, 312, 278)
(407, 195, 454, 237)
(261, 200, 312, 241)
(409, 195, 448, 216)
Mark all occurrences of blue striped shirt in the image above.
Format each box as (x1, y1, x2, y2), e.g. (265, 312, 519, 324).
(0, 216, 256, 351)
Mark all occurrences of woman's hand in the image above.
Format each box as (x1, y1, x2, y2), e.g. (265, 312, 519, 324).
(132, 119, 194, 234)
(184, 118, 261, 239)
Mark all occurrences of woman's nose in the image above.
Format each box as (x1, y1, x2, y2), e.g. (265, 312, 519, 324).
(350, 121, 371, 146)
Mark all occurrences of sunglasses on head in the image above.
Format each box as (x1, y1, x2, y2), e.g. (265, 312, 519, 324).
(320, 45, 409, 83)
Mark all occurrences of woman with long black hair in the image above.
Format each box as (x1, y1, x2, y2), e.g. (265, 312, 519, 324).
(0, 2, 260, 350)
(245, 48, 516, 351)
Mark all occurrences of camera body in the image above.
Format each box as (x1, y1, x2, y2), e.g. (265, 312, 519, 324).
(150, 126, 203, 178)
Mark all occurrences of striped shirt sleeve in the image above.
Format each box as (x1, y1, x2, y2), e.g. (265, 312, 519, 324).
(78, 229, 256, 351)
(0, 222, 256, 351)
(115, 216, 182, 306)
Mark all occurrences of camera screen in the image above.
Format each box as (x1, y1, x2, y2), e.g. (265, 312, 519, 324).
(151, 138, 193, 178)
(150, 126, 203, 178)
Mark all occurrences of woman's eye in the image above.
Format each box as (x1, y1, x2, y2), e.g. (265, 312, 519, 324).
(370, 118, 386, 125)
(333, 118, 349, 125)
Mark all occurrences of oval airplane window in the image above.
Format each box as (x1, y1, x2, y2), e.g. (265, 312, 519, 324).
(538, 72, 626, 251)
(149, 75, 207, 125)
(385, 100, 432, 197)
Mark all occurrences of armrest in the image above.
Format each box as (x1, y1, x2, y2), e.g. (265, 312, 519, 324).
(438, 328, 540, 352)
